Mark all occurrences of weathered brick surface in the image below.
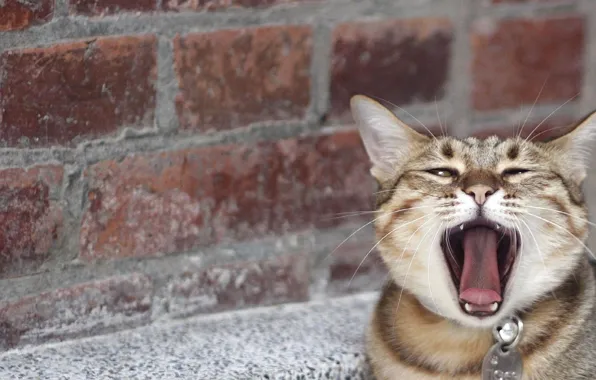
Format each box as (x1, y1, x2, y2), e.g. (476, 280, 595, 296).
(330, 18, 453, 121)
(163, 0, 303, 11)
(165, 254, 308, 318)
(80, 130, 374, 260)
(0, 166, 64, 277)
(0, 35, 157, 147)
(0, 0, 53, 31)
(0, 274, 152, 350)
(69, 0, 157, 15)
(173, 26, 312, 132)
(471, 17, 584, 111)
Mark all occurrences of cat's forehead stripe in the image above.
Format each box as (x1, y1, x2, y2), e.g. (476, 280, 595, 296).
(440, 142, 454, 158)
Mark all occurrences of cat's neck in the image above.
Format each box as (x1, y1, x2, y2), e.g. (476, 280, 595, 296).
(369, 259, 596, 378)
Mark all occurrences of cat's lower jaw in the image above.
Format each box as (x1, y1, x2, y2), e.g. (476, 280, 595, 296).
(367, 258, 596, 380)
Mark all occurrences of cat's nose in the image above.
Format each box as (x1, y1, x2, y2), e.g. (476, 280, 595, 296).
(464, 184, 495, 205)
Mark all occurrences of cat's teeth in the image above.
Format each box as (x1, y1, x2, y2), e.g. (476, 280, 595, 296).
(490, 302, 499, 312)
(495, 224, 501, 230)
(459, 224, 464, 231)
(464, 303, 472, 312)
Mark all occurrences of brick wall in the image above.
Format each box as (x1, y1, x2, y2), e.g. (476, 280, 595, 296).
(0, 0, 593, 350)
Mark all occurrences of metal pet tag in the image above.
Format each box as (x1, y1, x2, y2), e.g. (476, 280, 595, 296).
(482, 343, 523, 380)
(481, 316, 524, 380)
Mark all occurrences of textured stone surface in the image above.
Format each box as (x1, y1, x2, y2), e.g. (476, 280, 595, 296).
(330, 18, 453, 121)
(0, 293, 376, 379)
(0, 35, 157, 147)
(0, 0, 53, 31)
(165, 254, 309, 318)
(163, 0, 305, 11)
(173, 25, 312, 132)
(80, 130, 374, 260)
(0, 274, 152, 351)
(471, 16, 584, 111)
(69, 0, 157, 15)
(0, 166, 63, 277)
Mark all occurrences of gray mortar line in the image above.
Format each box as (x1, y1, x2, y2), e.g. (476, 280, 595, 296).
(0, 101, 577, 170)
(53, 0, 70, 18)
(579, 0, 596, 257)
(1, 0, 577, 52)
(0, 0, 478, 51)
(579, 0, 596, 115)
(0, 222, 374, 303)
(444, 0, 475, 139)
(476, 0, 579, 19)
(309, 21, 332, 124)
(58, 163, 86, 264)
(155, 36, 179, 132)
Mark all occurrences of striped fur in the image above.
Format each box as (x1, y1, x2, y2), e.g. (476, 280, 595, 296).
(350, 95, 596, 379)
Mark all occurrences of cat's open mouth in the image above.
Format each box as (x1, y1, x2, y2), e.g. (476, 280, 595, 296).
(440, 218, 520, 318)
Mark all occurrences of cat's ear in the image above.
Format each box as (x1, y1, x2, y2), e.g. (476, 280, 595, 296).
(350, 95, 430, 183)
(548, 110, 596, 183)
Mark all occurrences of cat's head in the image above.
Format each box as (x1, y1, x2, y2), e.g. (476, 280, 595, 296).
(351, 95, 596, 328)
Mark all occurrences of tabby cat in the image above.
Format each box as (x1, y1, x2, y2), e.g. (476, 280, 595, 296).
(350, 95, 596, 379)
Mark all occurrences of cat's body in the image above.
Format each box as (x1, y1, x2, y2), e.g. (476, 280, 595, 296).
(368, 264, 596, 379)
(349, 95, 596, 379)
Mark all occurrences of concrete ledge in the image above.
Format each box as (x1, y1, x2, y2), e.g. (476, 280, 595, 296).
(0, 292, 378, 379)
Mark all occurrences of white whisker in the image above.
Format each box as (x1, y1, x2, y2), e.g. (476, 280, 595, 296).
(521, 211, 596, 260)
(509, 216, 525, 290)
(518, 76, 549, 138)
(347, 214, 430, 286)
(427, 221, 445, 317)
(327, 205, 435, 264)
(517, 218, 555, 300)
(394, 217, 438, 320)
(435, 97, 445, 138)
(524, 205, 596, 228)
(524, 94, 578, 142)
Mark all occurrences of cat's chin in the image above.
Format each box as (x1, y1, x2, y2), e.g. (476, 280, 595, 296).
(440, 217, 520, 320)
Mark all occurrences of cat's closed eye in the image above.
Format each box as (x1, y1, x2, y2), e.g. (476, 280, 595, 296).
(426, 168, 458, 178)
(502, 168, 531, 177)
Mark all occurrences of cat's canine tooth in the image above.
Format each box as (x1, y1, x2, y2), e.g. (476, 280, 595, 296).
(496, 224, 501, 230)
(459, 224, 464, 231)
(464, 303, 472, 312)
(490, 302, 499, 312)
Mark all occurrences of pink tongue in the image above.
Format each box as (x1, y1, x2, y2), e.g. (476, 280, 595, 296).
(459, 227, 502, 306)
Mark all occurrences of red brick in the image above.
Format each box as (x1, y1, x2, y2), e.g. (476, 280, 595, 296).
(80, 130, 374, 260)
(471, 17, 584, 111)
(163, 0, 305, 11)
(0, 274, 152, 350)
(69, 0, 157, 15)
(471, 117, 575, 140)
(0, 0, 53, 31)
(173, 26, 312, 132)
(0, 165, 64, 277)
(327, 238, 387, 296)
(330, 18, 453, 121)
(166, 254, 308, 317)
(0, 35, 157, 147)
